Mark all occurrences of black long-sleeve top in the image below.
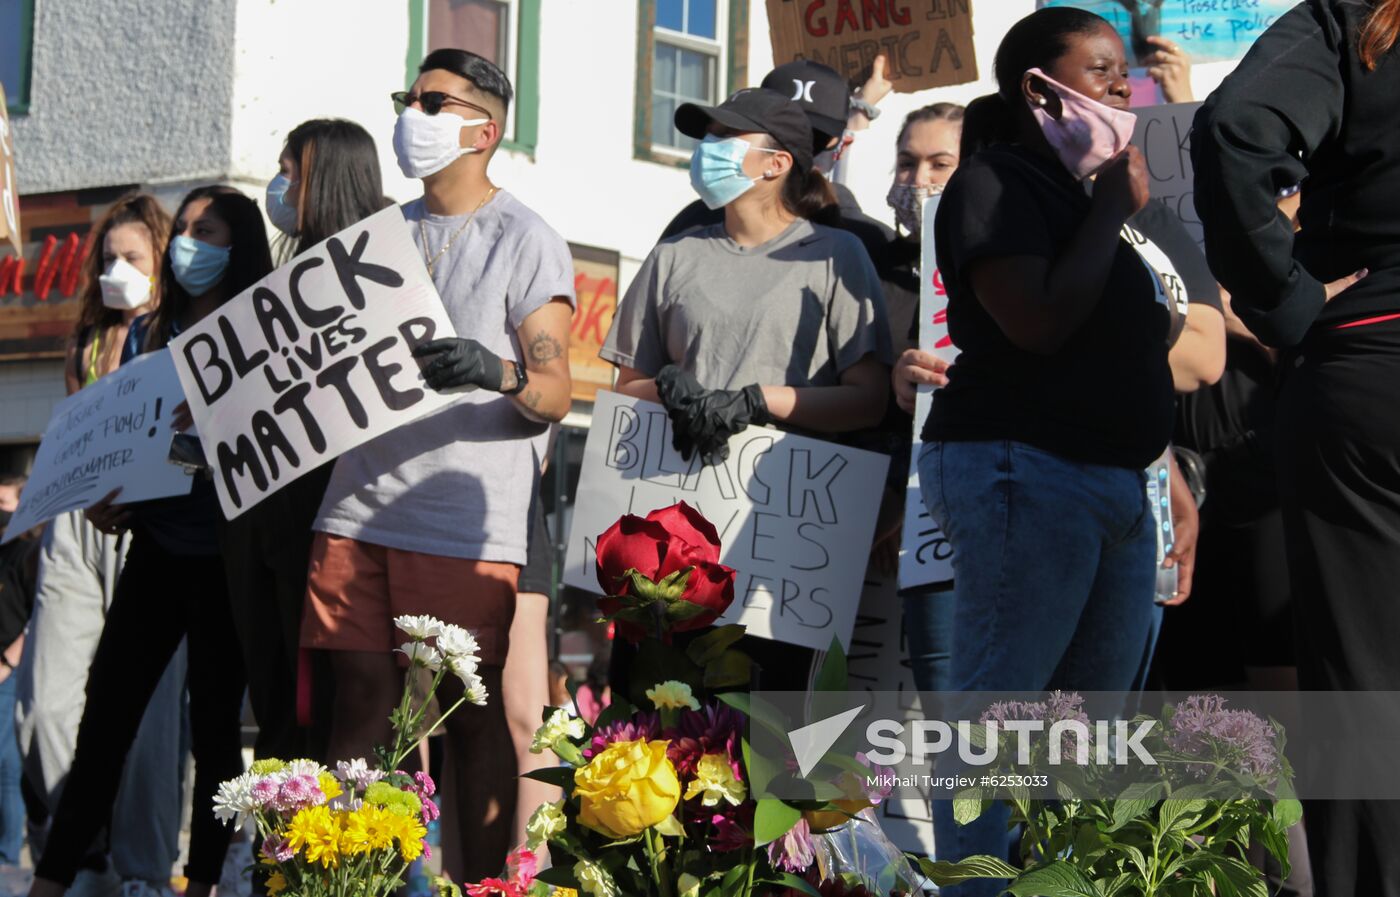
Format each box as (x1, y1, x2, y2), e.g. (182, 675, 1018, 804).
(1193, 0, 1400, 347)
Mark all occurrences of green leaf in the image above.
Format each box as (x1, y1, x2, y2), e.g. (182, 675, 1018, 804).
(813, 635, 848, 692)
(1098, 874, 1138, 897)
(1209, 856, 1269, 897)
(1005, 861, 1104, 897)
(1108, 781, 1164, 832)
(627, 638, 703, 707)
(755, 874, 822, 897)
(719, 862, 749, 897)
(743, 736, 782, 797)
(521, 766, 575, 787)
(1071, 822, 1106, 862)
(703, 649, 752, 689)
(1272, 798, 1303, 829)
(953, 796, 990, 825)
(915, 855, 1020, 885)
(753, 798, 802, 846)
(1257, 821, 1293, 883)
(1159, 798, 1208, 834)
(716, 691, 750, 716)
(686, 625, 747, 665)
(534, 866, 580, 889)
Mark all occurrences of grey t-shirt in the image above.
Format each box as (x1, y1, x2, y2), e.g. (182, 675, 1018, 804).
(601, 219, 893, 390)
(314, 191, 575, 564)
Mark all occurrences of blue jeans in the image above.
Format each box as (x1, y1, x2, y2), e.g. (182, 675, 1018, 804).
(918, 440, 1157, 897)
(902, 585, 955, 693)
(0, 673, 23, 865)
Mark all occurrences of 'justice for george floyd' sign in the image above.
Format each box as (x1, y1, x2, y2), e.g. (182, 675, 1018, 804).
(563, 391, 890, 652)
(170, 206, 458, 519)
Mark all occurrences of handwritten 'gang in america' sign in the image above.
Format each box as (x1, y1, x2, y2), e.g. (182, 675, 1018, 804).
(170, 206, 458, 518)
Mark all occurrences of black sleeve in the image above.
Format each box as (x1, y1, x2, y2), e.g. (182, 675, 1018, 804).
(658, 201, 722, 242)
(1191, 1, 1345, 347)
(0, 543, 36, 649)
(938, 153, 1054, 278)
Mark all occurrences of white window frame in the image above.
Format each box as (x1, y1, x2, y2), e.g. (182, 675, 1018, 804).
(649, 0, 727, 160)
(422, 0, 520, 144)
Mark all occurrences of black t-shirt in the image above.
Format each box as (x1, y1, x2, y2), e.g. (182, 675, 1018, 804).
(923, 145, 1175, 470)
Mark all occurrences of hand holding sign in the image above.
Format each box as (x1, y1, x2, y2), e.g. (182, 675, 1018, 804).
(170, 206, 458, 519)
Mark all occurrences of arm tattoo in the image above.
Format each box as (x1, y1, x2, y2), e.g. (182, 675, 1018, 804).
(521, 389, 543, 410)
(528, 331, 564, 366)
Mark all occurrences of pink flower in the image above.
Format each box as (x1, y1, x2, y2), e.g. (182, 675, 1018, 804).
(506, 847, 538, 887)
(261, 835, 294, 863)
(251, 778, 280, 808)
(711, 803, 754, 852)
(275, 775, 322, 811)
(767, 818, 815, 873)
(583, 712, 660, 759)
(414, 771, 437, 799)
(465, 878, 523, 897)
(420, 797, 441, 825)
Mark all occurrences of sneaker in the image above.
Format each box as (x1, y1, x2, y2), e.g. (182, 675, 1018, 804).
(218, 839, 253, 897)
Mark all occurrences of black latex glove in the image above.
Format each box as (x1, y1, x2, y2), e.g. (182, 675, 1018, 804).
(412, 338, 505, 391)
(655, 365, 770, 465)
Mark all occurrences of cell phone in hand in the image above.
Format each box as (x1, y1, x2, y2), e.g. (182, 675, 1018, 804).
(168, 433, 209, 475)
(1146, 452, 1176, 605)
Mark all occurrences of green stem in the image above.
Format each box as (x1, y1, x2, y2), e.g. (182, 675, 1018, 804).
(391, 695, 468, 769)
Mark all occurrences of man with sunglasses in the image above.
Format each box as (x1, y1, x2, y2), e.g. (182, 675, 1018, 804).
(304, 48, 574, 883)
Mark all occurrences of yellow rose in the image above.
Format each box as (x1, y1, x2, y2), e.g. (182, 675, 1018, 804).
(803, 799, 871, 833)
(573, 739, 681, 839)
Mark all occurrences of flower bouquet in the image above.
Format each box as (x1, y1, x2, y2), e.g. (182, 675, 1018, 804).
(212, 615, 488, 897)
(920, 692, 1302, 897)
(497, 502, 920, 897)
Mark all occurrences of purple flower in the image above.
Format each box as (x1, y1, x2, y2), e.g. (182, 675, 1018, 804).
(855, 752, 893, 806)
(261, 835, 295, 863)
(275, 774, 322, 811)
(1166, 695, 1280, 783)
(711, 803, 754, 853)
(669, 704, 745, 779)
(980, 691, 1092, 759)
(414, 771, 437, 799)
(583, 712, 660, 759)
(421, 797, 441, 824)
(767, 817, 815, 873)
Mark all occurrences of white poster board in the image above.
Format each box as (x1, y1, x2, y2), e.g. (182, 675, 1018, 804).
(4, 351, 193, 542)
(1131, 102, 1204, 246)
(169, 206, 458, 519)
(562, 391, 889, 652)
(897, 195, 957, 590)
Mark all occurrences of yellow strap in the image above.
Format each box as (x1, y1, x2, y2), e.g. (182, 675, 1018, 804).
(84, 331, 103, 386)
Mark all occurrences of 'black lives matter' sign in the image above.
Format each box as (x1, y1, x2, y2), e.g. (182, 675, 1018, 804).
(170, 205, 459, 519)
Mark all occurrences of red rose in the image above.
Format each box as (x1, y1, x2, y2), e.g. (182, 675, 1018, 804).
(594, 502, 736, 642)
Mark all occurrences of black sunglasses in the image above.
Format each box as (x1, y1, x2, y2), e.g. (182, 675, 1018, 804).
(391, 90, 493, 119)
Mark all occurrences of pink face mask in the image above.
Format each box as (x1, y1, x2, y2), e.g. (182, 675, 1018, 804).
(1026, 67, 1136, 180)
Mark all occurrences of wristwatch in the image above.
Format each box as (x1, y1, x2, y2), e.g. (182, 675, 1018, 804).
(502, 360, 529, 395)
(850, 96, 881, 121)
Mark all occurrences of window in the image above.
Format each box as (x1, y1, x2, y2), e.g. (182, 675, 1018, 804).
(650, 0, 722, 153)
(408, 0, 541, 154)
(0, 0, 34, 114)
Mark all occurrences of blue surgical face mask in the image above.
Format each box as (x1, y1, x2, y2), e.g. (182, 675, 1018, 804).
(265, 173, 299, 236)
(689, 134, 778, 210)
(169, 235, 231, 296)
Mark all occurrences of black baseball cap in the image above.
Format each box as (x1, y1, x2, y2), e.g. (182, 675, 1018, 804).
(675, 88, 815, 172)
(762, 60, 850, 148)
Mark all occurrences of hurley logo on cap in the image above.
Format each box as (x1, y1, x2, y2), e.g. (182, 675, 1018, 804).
(791, 79, 816, 102)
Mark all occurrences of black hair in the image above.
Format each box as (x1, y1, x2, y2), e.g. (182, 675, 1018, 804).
(961, 7, 1108, 158)
(280, 119, 389, 259)
(896, 102, 966, 149)
(759, 134, 839, 223)
(419, 48, 514, 117)
(149, 186, 274, 350)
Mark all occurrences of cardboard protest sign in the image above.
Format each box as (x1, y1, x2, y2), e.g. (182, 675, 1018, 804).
(0, 86, 20, 255)
(4, 351, 193, 542)
(169, 205, 457, 519)
(898, 195, 956, 590)
(568, 244, 619, 403)
(1038, 0, 1290, 64)
(765, 0, 978, 94)
(847, 567, 937, 855)
(1131, 102, 1203, 247)
(562, 391, 889, 652)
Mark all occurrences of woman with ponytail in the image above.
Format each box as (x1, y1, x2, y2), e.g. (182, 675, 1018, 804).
(915, 9, 1203, 893)
(1195, 1, 1400, 893)
(601, 87, 892, 692)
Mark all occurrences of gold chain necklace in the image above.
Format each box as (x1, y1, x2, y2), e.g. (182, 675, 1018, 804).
(419, 186, 498, 277)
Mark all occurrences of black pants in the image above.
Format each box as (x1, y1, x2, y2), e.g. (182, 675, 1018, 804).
(35, 531, 247, 887)
(221, 465, 333, 762)
(1276, 318, 1400, 897)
